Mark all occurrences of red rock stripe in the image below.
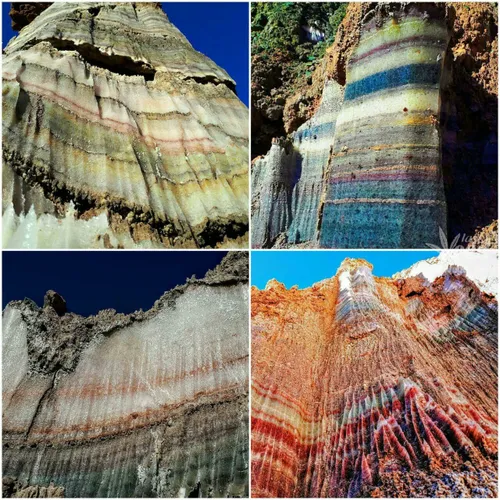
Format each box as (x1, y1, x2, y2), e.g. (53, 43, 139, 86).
(3, 74, 226, 154)
(350, 35, 437, 65)
(4, 355, 248, 400)
(252, 381, 319, 422)
(18, 383, 246, 442)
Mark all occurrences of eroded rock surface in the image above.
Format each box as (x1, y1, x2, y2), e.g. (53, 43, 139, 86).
(252, 81, 344, 248)
(252, 257, 498, 497)
(251, 2, 498, 248)
(3, 253, 249, 497)
(319, 3, 449, 248)
(467, 221, 498, 249)
(3, 2, 249, 249)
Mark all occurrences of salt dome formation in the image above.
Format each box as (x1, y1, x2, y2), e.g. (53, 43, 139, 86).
(251, 2, 498, 249)
(252, 257, 498, 497)
(3, 253, 249, 497)
(3, 2, 249, 248)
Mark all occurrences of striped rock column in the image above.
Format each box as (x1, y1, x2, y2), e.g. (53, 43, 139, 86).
(320, 4, 450, 248)
(251, 81, 344, 248)
(287, 81, 344, 245)
(251, 140, 295, 248)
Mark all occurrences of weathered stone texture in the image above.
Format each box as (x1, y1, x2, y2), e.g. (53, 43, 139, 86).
(252, 256, 498, 497)
(3, 3, 249, 249)
(3, 253, 249, 497)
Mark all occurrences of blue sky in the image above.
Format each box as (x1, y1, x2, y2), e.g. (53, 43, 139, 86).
(251, 251, 440, 289)
(163, 2, 248, 104)
(3, 251, 227, 316)
(2, 2, 249, 105)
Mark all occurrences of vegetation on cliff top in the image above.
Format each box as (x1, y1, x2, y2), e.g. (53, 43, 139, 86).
(251, 2, 346, 158)
(252, 2, 346, 69)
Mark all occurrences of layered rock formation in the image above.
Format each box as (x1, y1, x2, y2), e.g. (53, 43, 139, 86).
(3, 2, 248, 248)
(250, 3, 347, 158)
(319, 4, 449, 248)
(252, 81, 344, 248)
(252, 256, 498, 497)
(251, 2, 498, 249)
(3, 252, 249, 497)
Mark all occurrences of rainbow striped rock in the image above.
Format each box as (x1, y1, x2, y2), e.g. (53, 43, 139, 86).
(3, 253, 249, 497)
(252, 258, 498, 497)
(319, 5, 449, 248)
(251, 81, 344, 247)
(2, 3, 248, 249)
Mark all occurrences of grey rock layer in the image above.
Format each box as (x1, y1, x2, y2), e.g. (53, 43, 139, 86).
(3, 252, 249, 497)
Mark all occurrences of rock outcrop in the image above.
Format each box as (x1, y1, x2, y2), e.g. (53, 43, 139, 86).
(251, 2, 498, 248)
(3, 2, 249, 249)
(393, 249, 498, 296)
(319, 4, 449, 248)
(9, 3, 52, 31)
(467, 221, 498, 250)
(444, 3, 498, 244)
(3, 252, 249, 497)
(252, 81, 344, 248)
(250, 3, 347, 158)
(252, 256, 497, 497)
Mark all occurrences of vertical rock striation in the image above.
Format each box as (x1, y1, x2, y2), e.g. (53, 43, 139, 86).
(253, 3, 498, 248)
(319, 4, 449, 248)
(252, 257, 498, 497)
(3, 2, 249, 249)
(3, 253, 249, 497)
(251, 81, 344, 248)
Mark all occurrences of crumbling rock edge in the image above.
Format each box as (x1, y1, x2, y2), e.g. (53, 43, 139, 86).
(8, 3, 52, 32)
(5, 3, 238, 95)
(4, 148, 249, 250)
(3, 251, 248, 377)
(3, 476, 64, 499)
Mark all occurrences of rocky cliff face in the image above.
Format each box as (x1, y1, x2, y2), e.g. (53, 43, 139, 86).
(319, 4, 449, 249)
(250, 3, 347, 158)
(3, 252, 249, 497)
(252, 257, 497, 497)
(252, 81, 344, 248)
(251, 2, 498, 249)
(3, 2, 249, 249)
